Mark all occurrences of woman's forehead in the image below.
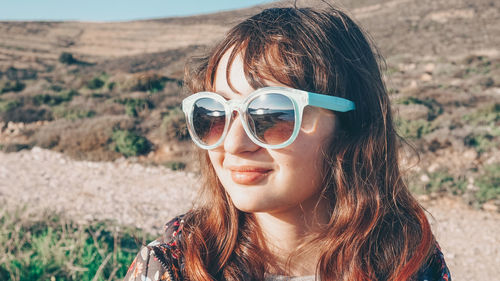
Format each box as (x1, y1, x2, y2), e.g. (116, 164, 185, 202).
(213, 48, 289, 98)
(214, 50, 254, 98)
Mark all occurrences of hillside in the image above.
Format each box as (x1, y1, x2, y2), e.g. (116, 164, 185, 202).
(0, 0, 499, 209)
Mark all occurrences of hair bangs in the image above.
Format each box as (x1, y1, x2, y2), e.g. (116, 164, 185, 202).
(202, 12, 317, 94)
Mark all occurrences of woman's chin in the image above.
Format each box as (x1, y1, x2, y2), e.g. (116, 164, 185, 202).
(229, 195, 296, 215)
(229, 196, 274, 213)
(231, 201, 267, 213)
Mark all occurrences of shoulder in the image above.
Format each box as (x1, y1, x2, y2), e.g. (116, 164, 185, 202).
(156, 214, 185, 254)
(123, 215, 186, 281)
(416, 243, 452, 281)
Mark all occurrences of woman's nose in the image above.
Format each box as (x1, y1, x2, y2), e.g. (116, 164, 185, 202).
(222, 111, 260, 154)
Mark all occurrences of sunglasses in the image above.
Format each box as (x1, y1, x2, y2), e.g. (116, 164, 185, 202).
(182, 86, 355, 149)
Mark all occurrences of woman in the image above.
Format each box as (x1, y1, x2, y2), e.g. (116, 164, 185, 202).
(125, 6, 451, 281)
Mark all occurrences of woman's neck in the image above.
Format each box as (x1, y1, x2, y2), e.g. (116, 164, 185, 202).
(253, 196, 329, 276)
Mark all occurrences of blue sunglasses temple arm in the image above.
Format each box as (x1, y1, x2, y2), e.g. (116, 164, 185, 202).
(307, 92, 356, 112)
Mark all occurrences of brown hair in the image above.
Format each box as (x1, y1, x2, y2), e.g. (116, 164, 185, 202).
(182, 6, 434, 281)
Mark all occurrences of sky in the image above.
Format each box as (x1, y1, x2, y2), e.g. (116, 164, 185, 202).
(0, 0, 279, 22)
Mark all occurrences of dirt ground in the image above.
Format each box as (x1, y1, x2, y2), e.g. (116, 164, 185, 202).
(1, 147, 499, 280)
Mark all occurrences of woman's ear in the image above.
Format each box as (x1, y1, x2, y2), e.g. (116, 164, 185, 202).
(301, 106, 337, 134)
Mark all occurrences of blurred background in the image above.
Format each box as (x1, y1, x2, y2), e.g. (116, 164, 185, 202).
(0, 0, 499, 280)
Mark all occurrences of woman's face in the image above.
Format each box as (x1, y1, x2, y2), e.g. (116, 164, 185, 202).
(207, 50, 338, 217)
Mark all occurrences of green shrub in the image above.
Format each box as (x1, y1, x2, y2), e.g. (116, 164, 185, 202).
(127, 73, 173, 92)
(58, 52, 77, 64)
(463, 103, 500, 127)
(475, 163, 500, 204)
(479, 77, 495, 88)
(454, 56, 494, 78)
(49, 84, 63, 92)
(464, 132, 497, 153)
(410, 170, 467, 196)
(0, 80, 25, 94)
(33, 90, 78, 106)
(90, 93, 107, 98)
(161, 106, 189, 141)
(60, 89, 79, 101)
(0, 207, 153, 281)
(114, 98, 153, 117)
(395, 118, 435, 140)
(396, 96, 443, 120)
(31, 116, 133, 161)
(2, 143, 31, 152)
(125, 105, 137, 117)
(52, 106, 96, 121)
(0, 99, 22, 112)
(111, 130, 151, 157)
(87, 77, 105, 90)
(163, 161, 186, 171)
(429, 171, 467, 195)
(1, 106, 52, 123)
(107, 81, 116, 91)
(33, 94, 58, 106)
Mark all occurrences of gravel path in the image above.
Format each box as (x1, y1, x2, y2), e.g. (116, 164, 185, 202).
(423, 197, 500, 280)
(1, 148, 499, 280)
(0, 147, 198, 233)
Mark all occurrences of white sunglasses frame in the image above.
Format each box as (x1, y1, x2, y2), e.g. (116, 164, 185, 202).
(182, 86, 355, 150)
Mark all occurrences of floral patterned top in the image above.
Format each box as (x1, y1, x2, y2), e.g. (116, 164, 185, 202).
(124, 215, 452, 281)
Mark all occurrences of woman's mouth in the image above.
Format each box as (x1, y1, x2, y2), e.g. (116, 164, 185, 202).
(229, 167, 272, 185)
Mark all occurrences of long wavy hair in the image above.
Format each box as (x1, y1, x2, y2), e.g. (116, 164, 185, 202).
(181, 6, 434, 281)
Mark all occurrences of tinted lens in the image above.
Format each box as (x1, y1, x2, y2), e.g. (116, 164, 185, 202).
(247, 93, 295, 145)
(192, 98, 226, 146)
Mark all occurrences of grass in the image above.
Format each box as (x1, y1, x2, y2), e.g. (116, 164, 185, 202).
(464, 132, 498, 154)
(114, 98, 153, 118)
(396, 96, 443, 120)
(409, 164, 500, 208)
(0, 80, 25, 94)
(33, 90, 79, 107)
(394, 96, 443, 140)
(0, 99, 22, 113)
(107, 82, 116, 91)
(395, 118, 436, 140)
(0, 206, 154, 281)
(410, 170, 467, 196)
(111, 129, 151, 157)
(162, 161, 186, 171)
(461, 104, 500, 153)
(161, 106, 189, 141)
(463, 103, 500, 127)
(464, 57, 492, 77)
(52, 106, 96, 121)
(475, 163, 500, 204)
(87, 77, 105, 90)
(126, 73, 168, 93)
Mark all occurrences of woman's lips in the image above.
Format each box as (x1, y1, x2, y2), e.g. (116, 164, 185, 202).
(229, 167, 272, 185)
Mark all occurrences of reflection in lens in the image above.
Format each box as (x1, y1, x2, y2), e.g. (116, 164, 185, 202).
(193, 98, 226, 145)
(247, 93, 295, 145)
